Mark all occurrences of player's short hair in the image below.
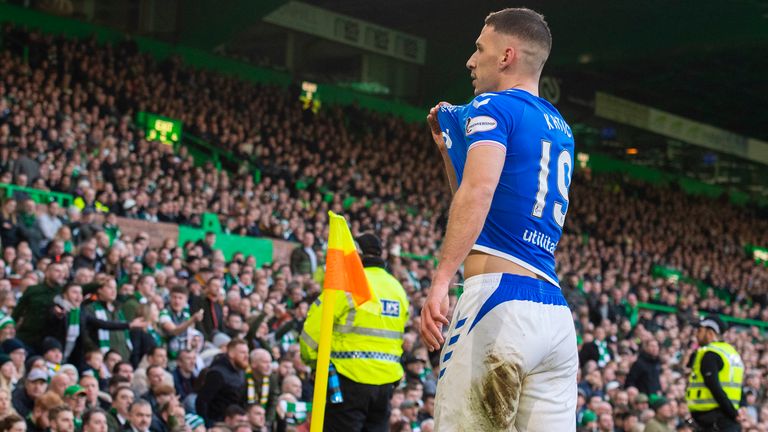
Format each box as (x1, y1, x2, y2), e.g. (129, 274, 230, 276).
(485, 8, 552, 68)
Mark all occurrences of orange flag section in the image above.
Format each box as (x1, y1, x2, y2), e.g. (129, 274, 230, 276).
(324, 212, 373, 308)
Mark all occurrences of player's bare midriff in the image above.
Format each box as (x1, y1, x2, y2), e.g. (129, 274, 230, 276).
(465, 250, 546, 281)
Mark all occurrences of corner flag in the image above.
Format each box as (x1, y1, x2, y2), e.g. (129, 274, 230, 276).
(310, 211, 374, 432)
(324, 211, 373, 305)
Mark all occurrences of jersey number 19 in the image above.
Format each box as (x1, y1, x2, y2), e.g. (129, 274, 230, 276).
(531, 140, 572, 228)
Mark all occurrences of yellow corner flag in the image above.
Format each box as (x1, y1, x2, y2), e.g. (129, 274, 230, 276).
(310, 212, 375, 432)
(325, 212, 373, 306)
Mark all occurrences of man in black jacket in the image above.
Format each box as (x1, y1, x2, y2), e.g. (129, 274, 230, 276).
(13, 263, 67, 353)
(289, 232, 316, 276)
(195, 338, 249, 425)
(12, 367, 49, 417)
(192, 276, 224, 340)
(626, 338, 662, 396)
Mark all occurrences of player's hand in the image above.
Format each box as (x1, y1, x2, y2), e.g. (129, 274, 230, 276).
(427, 102, 450, 152)
(420, 280, 450, 352)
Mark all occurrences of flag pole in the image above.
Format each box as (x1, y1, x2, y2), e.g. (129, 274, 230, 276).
(310, 288, 338, 432)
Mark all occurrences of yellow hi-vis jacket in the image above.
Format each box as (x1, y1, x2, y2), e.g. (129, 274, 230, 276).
(686, 341, 744, 412)
(73, 197, 110, 213)
(300, 266, 409, 385)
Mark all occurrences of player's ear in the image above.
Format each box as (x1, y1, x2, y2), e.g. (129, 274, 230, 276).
(499, 46, 515, 69)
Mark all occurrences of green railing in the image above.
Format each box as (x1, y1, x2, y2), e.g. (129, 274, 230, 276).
(180, 133, 262, 185)
(652, 265, 732, 303)
(581, 151, 768, 209)
(570, 124, 768, 208)
(0, 183, 74, 207)
(638, 302, 768, 330)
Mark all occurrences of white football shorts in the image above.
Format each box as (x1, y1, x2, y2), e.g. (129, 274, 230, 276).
(434, 273, 578, 432)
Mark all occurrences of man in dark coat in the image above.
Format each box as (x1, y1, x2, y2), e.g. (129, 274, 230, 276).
(626, 338, 662, 396)
(289, 233, 317, 276)
(192, 276, 224, 340)
(195, 339, 249, 425)
(13, 263, 67, 354)
(12, 367, 49, 417)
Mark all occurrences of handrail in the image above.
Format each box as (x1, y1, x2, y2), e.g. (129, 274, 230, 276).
(0, 183, 74, 207)
(637, 302, 768, 330)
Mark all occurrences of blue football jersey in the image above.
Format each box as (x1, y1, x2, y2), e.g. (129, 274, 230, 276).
(437, 89, 575, 287)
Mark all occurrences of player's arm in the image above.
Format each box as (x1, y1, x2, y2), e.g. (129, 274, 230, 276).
(421, 145, 505, 350)
(439, 146, 459, 195)
(421, 97, 511, 351)
(435, 145, 504, 287)
(427, 102, 458, 194)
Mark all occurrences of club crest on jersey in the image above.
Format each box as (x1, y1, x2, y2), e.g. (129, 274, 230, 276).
(381, 300, 400, 317)
(441, 129, 453, 149)
(465, 115, 497, 135)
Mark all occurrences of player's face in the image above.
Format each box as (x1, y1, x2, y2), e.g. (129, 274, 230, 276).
(466, 25, 503, 95)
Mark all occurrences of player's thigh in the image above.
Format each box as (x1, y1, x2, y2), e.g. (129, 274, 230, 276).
(515, 308, 577, 432)
(434, 292, 476, 430)
(436, 300, 547, 432)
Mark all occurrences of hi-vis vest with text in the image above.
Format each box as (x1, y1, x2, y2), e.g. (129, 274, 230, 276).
(300, 267, 409, 385)
(686, 342, 743, 412)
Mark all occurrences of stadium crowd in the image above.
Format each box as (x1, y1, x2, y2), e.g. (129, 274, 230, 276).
(0, 23, 767, 432)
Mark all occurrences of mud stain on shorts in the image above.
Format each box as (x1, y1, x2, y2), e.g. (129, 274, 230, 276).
(470, 352, 522, 431)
